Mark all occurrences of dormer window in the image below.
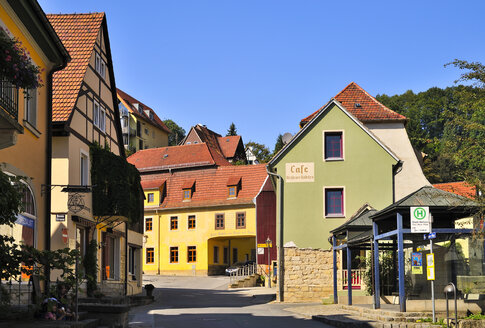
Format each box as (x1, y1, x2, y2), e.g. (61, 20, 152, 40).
(182, 179, 195, 201)
(183, 189, 192, 200)
(227, 177, 241, 198)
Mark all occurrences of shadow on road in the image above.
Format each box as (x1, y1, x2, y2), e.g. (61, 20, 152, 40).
(154, 287, 275, 309)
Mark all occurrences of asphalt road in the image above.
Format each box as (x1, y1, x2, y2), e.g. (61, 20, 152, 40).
(128, 275, 331, 328)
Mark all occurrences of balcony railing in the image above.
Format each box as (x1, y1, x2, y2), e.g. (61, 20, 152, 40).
(342, 269, 364, 289)
(0, 79, 19, 120)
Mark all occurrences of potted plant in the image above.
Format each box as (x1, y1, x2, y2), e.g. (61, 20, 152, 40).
(144, 284, 155, 297)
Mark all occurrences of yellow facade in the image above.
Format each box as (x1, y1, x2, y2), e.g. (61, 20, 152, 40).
(0, 1, 64, 254)
(130, 114, 169, 151)
(143, 189, 256, 275)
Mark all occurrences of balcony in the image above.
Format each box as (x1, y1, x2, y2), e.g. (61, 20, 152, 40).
(0, 79, 23, 149)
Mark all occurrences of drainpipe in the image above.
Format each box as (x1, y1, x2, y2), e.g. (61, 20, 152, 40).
(157, 209, 160, 275)
(266, 166, 284, 302)
(124, 222, 128, 296)
(392, 161, 403, 203)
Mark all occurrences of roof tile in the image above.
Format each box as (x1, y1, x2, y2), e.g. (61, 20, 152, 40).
(433, 182, 476, 200)
(300, 82, 407, 126)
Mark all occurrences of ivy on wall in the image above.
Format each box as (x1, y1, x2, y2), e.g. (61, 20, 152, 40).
(89, 143, 143, 224)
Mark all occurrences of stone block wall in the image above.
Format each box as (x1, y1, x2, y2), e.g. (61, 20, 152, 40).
(281, 247, 334, 302)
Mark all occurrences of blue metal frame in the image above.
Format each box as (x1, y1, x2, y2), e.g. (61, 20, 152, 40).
(373, 221, 380, 309)
(347, 247, 352, 305)
(397, 213, 406, 312)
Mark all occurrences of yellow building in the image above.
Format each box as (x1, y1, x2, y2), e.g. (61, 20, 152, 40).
(117, 88, 170, 153)
(47, 13, 143, 295)
(128, 145, 272, 275)
(0, 0, 69, 257)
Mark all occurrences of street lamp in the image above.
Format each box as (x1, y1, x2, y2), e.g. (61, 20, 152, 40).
(444, 282, 457, 328)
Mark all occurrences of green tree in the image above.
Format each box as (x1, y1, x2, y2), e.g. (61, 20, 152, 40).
(273, 134, 284, 155)
(163, 119, 186, 146)
(246, 141, 271, 163)
(226, 122, 237, 136)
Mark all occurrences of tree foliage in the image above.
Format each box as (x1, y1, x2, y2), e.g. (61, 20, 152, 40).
(226, 122, 237, 136)
(273, 134, 284, 156)
(246, 141, 272, 163)
(163, 119, 186, 146)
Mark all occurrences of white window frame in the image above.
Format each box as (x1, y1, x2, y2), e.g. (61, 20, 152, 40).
(80, 150, 89, 186)
(99, 105, 106, 132)
(93, 100, 100, 127)
(95, 53, 106, 79)
(24, 88, 37, 127)
(323, 130, 345, 161)
(323, 186, 346, 218)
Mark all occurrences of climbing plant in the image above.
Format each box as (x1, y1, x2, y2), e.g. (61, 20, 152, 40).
(89, 142, 143, 224)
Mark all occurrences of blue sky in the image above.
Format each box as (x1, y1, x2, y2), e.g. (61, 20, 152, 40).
(39, 0, 485, 149)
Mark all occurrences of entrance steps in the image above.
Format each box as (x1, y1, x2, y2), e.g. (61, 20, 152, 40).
(312, 305, 443, 328)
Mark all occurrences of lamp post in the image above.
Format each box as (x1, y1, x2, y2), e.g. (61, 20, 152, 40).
(266, 237, 272, 288)
(444, 282, 457, 328)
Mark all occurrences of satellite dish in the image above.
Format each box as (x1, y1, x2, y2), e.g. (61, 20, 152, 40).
(282, 132, 293, 145)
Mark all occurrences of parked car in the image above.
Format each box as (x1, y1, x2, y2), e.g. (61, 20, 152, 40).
(225, 260, 255, 275)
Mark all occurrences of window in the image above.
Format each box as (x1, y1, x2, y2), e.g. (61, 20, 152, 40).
(324, 131, 343, 160)
(325, 188, 344, 217)
(187, 246, 196, 263)
(80, 153, 88, 186)
(95, 53, 106, 79)
(22, 185, 35, 216)
(223, 247, 229, 264)
(213, 246, 219, 264)
(99, 106, 106, 132)
(183, 189, 191, 200)
(232, 248, 238, 264)
(24, 88, 37, 127)
(215, 213, 224, 230)
(128, 246, 136, 276)
(147, 193, 154, 203)
(93, 100, 100, 127)
(146, 248, 154, 264)
(188, 215, 196, 229)
(170, 217, 178, 230)
(76, 226, 88, 258)
(145, 128, 149, 135)
(145, 218, 152, 232)
(228, 186, 236, 198)
(236, 212, 246, 229)
(170, 247, 178, 263)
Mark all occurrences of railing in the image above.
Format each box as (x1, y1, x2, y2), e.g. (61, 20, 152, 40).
(342, 269, 364, 289)
(0, 279, 33, 307)
(229, 263, 257, 284)
(0, 79, 19, 120)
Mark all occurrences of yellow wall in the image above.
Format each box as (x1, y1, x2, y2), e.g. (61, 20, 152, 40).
(142, 190, 256, 275)
(0, 2, 53, 252)
(130, 114, 168, 151)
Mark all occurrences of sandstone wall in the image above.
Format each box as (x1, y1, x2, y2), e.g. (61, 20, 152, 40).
(280, 247, 334, 302)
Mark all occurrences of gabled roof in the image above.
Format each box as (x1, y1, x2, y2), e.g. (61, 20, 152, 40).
(181, 124, 230, 165)
(433, 182, 477, 200)
(117, 88, 171, 134)
(141, 164, 269, 209)
(218, 135, 242, 159)
(141, 179, 165, 190)
(47, 13, 105, 122)
(127, 142, 232, 173)
(300, 82, 407, 127)
(268, 98, 400, 166)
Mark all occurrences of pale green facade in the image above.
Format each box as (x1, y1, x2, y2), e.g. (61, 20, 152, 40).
(271, 103, 398, 249)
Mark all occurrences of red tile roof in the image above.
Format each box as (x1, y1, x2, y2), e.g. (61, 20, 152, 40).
(141, 164, 269, 209)
(191, 125, 230, 166)
(47, 13, 105, 122)
(218, 136, 242, 159)
(433, 182, 476, 200)
(300, 82, 407, 126)
(141, 179, 165, 190)
(127, 143, 217, 172)
(117, 88, 171, 134)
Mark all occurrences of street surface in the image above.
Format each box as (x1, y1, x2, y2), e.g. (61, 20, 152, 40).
(128, 275, 331, 328)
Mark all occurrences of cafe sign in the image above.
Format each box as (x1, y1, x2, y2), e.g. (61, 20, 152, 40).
(285, 162, 314, 182)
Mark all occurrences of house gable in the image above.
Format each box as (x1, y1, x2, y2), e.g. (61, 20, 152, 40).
(271, 102, 398, 249)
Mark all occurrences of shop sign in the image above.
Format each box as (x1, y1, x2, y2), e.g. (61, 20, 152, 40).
(285, 162, 314, 182)
(411, 206, 430, 233)
(411, 252, 423, 274)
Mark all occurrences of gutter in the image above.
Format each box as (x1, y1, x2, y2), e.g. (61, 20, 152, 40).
(265, 165, 284, 302)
